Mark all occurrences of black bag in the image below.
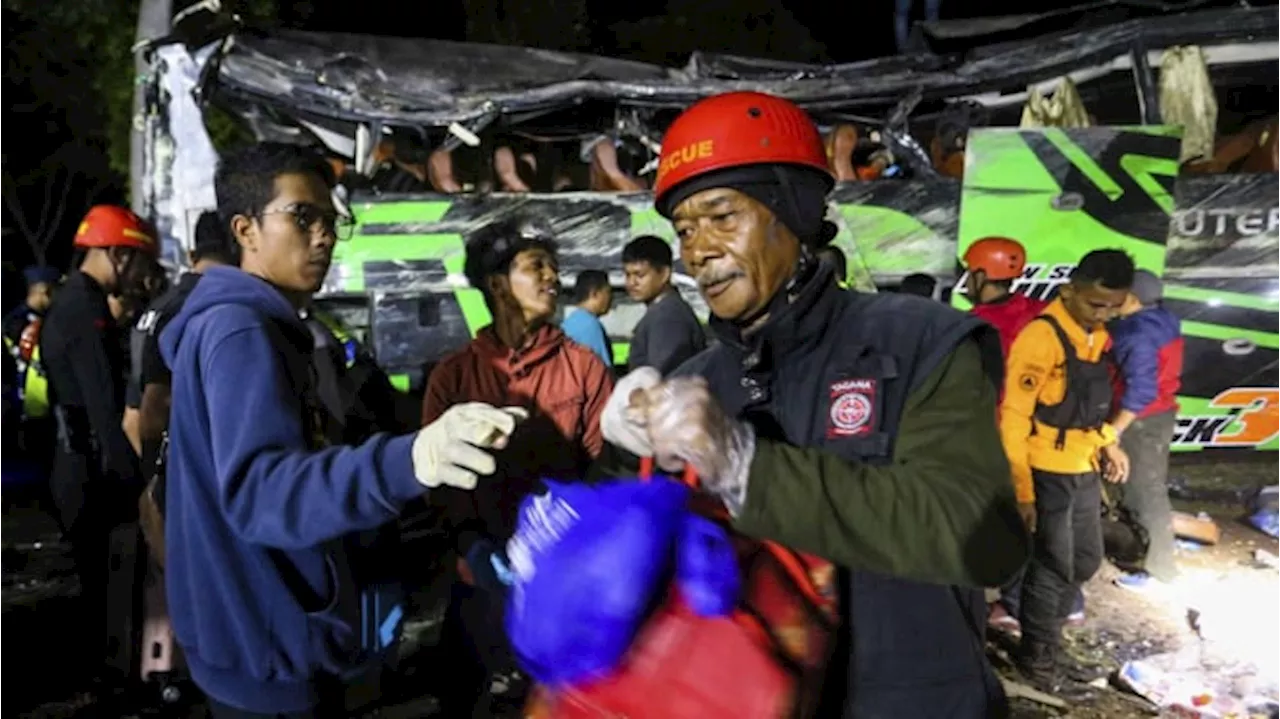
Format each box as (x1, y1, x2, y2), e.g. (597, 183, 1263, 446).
(1100, 484, 1149, 570)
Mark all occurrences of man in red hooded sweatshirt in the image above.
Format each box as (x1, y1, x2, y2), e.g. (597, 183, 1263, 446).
(962, 237, 1088, 636)
(422, 216, 614, 716)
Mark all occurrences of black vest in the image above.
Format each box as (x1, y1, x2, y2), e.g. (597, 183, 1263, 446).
(1031, 315, 1114, 449)
(674, 266, 1007, 718)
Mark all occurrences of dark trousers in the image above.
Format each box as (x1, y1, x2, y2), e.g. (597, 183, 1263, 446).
(1018, 471, 1103, 648)
(50, 449, 142, 681)
(208, 694, 340, 719)
(1118, 410, 1178, 581)
(207, 672, 362, 719)
(894, 0, 943, 51)
(435, 581, 517, 714)
(999, 568, 1084, 620)
(208, 700, 322, 719)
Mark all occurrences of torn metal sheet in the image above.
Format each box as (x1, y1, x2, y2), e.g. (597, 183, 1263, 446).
(145, 43, 221, 268)
(198, 7, 1275, 127)
(830, 180, 959, 282)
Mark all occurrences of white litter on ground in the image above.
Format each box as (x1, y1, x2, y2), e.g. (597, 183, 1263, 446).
(1115, 564, 1279, 718)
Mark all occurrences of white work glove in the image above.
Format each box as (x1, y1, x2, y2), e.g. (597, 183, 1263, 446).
(633, 376, 757, 516)
(599, 366, 662, 457)
(412, 403, 529, 490)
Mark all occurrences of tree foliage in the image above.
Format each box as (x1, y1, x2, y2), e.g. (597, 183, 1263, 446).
(4, 0, 140, 178)
(3, 0, 281, 179)
(3, 3, 129, 269)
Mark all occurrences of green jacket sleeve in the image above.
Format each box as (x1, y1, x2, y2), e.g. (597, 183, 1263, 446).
(735, 338, 1029, 588)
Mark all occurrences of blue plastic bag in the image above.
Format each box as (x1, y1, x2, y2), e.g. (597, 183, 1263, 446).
(675, 514, 740, 617)
(504, 479, 689, 687)
(1248, 487, 1279, 538)
(1249, 509, 1280, 539)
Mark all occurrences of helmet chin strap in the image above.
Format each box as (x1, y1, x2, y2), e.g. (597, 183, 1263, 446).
(786, 249, 817, 299)
(765, 164, 819, 312)
(110, 250, 146, 300)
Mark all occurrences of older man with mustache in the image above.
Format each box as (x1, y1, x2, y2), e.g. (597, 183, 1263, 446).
(596, 92, 1028, 718)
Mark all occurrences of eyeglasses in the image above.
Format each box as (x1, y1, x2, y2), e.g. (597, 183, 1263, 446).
(261, 203, 355, 241)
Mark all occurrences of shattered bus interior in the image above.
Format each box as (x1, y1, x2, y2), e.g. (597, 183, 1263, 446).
(138, 2, 1279, 452)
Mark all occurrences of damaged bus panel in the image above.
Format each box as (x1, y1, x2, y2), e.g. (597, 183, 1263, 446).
(134, 4, 1279, 453)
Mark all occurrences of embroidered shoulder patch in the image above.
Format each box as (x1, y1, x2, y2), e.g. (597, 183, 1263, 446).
(827, 378, 877, 439)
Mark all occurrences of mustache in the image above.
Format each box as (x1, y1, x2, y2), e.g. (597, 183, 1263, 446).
(697, 269, 745, 289)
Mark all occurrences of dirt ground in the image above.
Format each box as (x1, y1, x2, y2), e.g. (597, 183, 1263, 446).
(1004, 512, 1278, 718)
(4, 454, 1277, 718)
(1004, 455, 1280, 718)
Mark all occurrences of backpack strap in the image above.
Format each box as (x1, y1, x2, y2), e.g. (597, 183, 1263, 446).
(1033, 315, 1079, 364)
(1031, 315, 1077, 450)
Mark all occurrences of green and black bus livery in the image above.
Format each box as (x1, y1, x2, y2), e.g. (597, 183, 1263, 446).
(955, 127, 1278, 452)
(320, 127, 1276, 452)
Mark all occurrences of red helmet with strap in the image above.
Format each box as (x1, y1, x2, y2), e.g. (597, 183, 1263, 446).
(653, 92, 832, 210)
(963, 236, 1027, 281)
(74, 205, 157, 255)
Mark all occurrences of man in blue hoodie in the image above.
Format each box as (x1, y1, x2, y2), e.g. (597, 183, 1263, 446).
(160, 143, 528, 718)
(1108, 269, 1184, 587)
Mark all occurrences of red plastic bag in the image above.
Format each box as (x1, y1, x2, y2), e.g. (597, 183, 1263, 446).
(525, 460, 840, 719)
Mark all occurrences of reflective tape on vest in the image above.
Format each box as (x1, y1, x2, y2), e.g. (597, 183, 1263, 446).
(5, 335, 49, 419)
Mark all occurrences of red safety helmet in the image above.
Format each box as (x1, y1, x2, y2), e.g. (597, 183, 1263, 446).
(73, 205, 157, 255)
(653, 92, 832, 210)
(963, 236, 1027, 281)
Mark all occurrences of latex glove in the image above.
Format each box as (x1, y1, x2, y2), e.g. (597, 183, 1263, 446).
(634, 376, 757, 516)
(412, 403, 529, 490)
(599, 366, 662, 457)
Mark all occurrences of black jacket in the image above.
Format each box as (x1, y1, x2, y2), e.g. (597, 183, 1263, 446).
(41, 271, 141, 524)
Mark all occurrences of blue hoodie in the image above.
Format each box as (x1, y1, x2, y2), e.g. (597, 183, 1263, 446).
(160, 266, 424, 713)
(1108, 305, 1184, 418)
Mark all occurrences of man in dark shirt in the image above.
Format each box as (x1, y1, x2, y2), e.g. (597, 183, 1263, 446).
(622, 235, 705, 375)
(40, 204, 158, 688)
(123, 212, 235, 475)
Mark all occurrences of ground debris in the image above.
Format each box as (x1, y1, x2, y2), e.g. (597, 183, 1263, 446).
(1002, 679, 1068, 709)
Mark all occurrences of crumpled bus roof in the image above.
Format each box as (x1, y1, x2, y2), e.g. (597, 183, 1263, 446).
(205, 5, 1275, 126)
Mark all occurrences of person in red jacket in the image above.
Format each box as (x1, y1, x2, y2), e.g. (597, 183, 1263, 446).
(422, 216, 615, 716)
(963, 236, 1048, 359)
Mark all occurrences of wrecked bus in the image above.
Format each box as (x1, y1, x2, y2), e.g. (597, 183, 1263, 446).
(134, 4, 1278, 453)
